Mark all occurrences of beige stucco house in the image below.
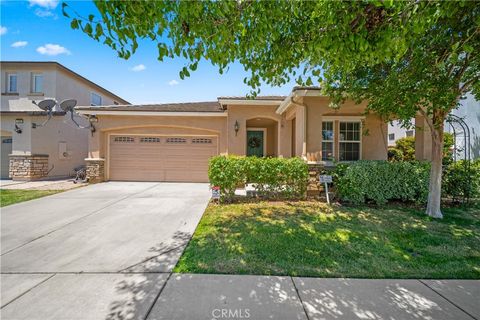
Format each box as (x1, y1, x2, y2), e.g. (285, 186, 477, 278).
(77, 87, 388, 183)
(1, 61, 129, 180)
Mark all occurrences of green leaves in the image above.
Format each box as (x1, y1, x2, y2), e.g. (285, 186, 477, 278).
(208, 156, 308, 202)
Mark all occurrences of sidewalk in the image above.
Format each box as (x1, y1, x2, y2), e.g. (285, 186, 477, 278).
(2, 273, 478, 320)
(0, 179, 84, 191)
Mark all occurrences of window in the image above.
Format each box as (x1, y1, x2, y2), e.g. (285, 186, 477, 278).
(32, 73, 43, 93)
(406, 130, 414, 137)
(7, 73, 17, 93)
(339, 122, 361, 161)
(91, 93, 102, 106)
(192, 138, 213, 144)
(166, 137, 187, 144)
(388, 133, 395, 141)
(321, 121, 334, 161)
(113, 136, 135, 143)
(140, 137, 160, 143)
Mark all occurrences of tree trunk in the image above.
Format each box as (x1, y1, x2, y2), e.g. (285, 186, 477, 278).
(426, 122, 444, 218)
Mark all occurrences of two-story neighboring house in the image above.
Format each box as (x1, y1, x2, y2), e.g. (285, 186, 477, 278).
(388, 93, 480, 159)
(1, 61, 129, 180)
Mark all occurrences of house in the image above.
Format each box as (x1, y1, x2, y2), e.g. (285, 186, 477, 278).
(388, 93, 480, 159)
(1, 61, 129, 180)
(76, 86, 387, 183)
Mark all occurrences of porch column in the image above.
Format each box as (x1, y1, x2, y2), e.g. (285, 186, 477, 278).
(295, 105, 307, 158)
(415, 114, 432, 161)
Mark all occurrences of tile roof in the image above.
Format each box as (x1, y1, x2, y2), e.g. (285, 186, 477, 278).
(76, 101, 224, 112)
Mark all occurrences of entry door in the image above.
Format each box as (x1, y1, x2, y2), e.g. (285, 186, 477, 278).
(246, 130, 265, 157)
(1, 136, 12, 178)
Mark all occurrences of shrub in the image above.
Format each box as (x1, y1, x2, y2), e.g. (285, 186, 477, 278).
(395, 137, 416, 161)
(334, 160, 431, 205)
(442, 159, 480, 202)
(387, 147, 404, 162)
(208, 155, 308, 202)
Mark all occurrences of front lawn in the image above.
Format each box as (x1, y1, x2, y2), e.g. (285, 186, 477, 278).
(0, 189, 63, 207)
(175, 201, 480, 279)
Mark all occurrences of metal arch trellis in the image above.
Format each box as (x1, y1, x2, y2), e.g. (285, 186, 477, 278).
(445, 114, 471, 204)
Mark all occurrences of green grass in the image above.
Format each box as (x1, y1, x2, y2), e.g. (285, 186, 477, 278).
(175, 201, 480, 279)
(0, 189, 63, 207)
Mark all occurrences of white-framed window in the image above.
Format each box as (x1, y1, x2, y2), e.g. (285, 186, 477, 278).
(91, 92, 102, 106)
(321, 121, 334, 161)
(388, 133, 395, 141)
(339, 121, 361, 161)
(7, 73, 17, 93)
(406, 130, 414, 137)
(31, 73, 43, 93)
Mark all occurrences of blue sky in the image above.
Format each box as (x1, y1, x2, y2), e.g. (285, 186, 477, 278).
(1, 0, 296, 104)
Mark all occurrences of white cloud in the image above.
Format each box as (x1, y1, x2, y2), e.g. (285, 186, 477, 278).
(131, 64, 146, 72)
(34, 8, 56, 18)
(11, 41, 28, 48)
(28, 0, 59, 9)
(36, 43, 71, 56)
(0, 26, 7, 36)
(168, 80, 179, 86)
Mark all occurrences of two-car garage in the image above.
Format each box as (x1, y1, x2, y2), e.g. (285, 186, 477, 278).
(77, 102, 227, 183)
(108, 134, 218, 182)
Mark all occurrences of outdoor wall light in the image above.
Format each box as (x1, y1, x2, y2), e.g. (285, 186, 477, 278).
(234, 120, 240, 136)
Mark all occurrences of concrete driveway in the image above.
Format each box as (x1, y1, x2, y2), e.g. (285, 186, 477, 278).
(1, 182, 210, 319)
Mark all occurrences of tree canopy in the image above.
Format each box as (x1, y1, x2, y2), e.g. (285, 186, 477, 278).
(64, 0, 480, 217)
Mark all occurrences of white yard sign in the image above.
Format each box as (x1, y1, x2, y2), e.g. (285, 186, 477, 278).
(319, 175, 333, 204)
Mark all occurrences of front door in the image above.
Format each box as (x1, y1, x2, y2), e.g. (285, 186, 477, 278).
(246, 130, 265, 157)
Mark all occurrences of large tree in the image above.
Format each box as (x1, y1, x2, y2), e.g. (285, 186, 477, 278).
(64, 0, 479, 218)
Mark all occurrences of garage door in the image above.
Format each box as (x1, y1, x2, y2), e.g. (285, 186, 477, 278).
(1, 136, 12, 179)
(109, 135, 217, 182)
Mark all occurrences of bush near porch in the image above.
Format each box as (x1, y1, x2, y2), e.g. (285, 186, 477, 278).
(208, 155, 308, 202)
(334, 160, 480, 205)
(334, 161, 431, 205)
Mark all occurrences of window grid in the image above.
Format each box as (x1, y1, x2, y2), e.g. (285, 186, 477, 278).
(339, 121, 361, 161)
(321, 121, 334, 161)
(192, 138, 213, 144)
(166, 137, 187, 144)
(388, 133, 395, 141)
(114, 136, 135, 143)
(140, 137, 161, 143)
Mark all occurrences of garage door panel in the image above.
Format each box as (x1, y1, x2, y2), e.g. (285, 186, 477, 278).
(109, 135, 216, 182)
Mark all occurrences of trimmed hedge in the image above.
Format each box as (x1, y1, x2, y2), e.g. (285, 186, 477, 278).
(208, 156, 308, 201)
(335, 161, 431, 205)
(443, 159, 480, 202)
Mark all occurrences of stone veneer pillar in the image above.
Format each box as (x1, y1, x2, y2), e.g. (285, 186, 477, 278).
(9, 154, 49, 181)
(85, 158, 105, 183)
(307, 163, 324, 198)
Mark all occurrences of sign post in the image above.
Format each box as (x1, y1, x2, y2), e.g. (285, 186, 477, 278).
(319, 175, 333, 204)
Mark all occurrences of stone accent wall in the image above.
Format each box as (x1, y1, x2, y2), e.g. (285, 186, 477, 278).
(9, 154, 49, 181)
(307, 163, 325, 198)
(85, 158, 105, 183)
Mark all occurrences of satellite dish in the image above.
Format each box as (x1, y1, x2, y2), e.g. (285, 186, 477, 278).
(59, 99, 77, 112)
(37, 99, 56, 112)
